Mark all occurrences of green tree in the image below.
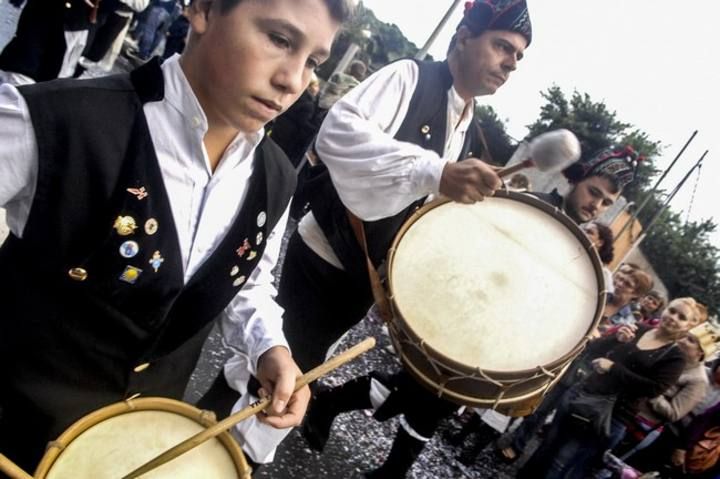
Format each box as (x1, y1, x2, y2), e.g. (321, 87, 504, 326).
(617, 129, 663, 202)
(640, 202, 720, 316)
(529, 86, 719, 315)
(526, 86, 661, 204)
(317, 3, 424, 81)
(526, 86, 629, 158)
(474, 105, 516, 165)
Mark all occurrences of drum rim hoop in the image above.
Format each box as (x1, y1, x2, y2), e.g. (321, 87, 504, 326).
(34, 397, 249, 478)
(386, 190, 606, 377)
(399, 349, 572, 415)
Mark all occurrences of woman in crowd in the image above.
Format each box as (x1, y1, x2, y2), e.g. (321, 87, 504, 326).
(626, 326, 720, 475)
(612, 328, 709, 465)
(582, 221, 615, 296)
(497, 266, 654, 462)
(636, 290, 668, 328)
(599, 267, 653, 334)
(519, 297, 705, 479)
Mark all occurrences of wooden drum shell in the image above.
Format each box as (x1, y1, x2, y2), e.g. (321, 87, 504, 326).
(386, 191, 606, 416)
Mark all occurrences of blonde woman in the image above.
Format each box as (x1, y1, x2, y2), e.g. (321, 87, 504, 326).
(520, 297, 705, 479)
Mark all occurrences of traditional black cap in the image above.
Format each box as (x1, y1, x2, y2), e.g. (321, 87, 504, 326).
(458, 0, 532, 46)
(563, 145, 643, 190)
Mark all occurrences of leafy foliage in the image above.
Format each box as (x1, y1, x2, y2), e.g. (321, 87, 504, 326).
(317, 3, 425, 81)
(525, 86, 663, 204)
(526, 86, 719, 315)
(474, 105, 516, 165)
(639, 200, 720, 315)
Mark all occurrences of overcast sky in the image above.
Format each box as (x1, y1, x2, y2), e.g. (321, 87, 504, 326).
(362, 0, 719, 248)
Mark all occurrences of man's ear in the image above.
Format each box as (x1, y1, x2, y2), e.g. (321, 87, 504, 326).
(454, 25, 473, 51)
(187, 0, 213, 35)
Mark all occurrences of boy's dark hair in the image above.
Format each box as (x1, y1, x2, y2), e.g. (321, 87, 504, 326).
(217, 0, 356, 22)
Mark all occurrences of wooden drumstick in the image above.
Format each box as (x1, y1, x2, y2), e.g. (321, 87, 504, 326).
(0, 453, 33, 479)
(498, 128, 581, 178)
(122, 337, 376, 479)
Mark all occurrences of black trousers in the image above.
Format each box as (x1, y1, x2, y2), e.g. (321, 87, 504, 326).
(373, 370, 458, 437)
(83, 12, 130, 62)
(278, 231, 373, 372)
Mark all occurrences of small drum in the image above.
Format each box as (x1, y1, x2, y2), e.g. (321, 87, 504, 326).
(386, 191, 605, 416)
(34, 398, 250, 479)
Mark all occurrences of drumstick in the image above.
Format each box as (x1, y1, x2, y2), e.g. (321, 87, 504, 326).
(498, 128, 581, 178)
(0, 453, 33, 479)
(122, 337, 376, 479)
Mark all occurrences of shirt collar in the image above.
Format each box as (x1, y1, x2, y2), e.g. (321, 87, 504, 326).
(161, 55, 265, 169)
(448, 86, 475, 131)
(162, 55, 208, 133)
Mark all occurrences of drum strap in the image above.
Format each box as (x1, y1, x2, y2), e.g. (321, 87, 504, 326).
(346, 209, 393, 322)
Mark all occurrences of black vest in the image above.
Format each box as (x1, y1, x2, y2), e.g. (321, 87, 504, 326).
(0, 59, 296, 436)
(307, 60, 489, 279)
(0, 0, 96, 82)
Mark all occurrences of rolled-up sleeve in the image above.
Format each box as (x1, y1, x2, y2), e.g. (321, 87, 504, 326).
(219, 206, 290, 382)
(315, 60, 447, 221)
(0, 83, 38, 237)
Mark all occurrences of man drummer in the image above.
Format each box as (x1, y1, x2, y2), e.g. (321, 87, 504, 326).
(275, 1, 532, 476)
(0, 0, 352, 471)
(535, 144, 642, 224)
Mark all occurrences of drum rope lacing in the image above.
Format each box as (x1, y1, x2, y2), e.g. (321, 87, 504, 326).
(390, 320, 569, 404)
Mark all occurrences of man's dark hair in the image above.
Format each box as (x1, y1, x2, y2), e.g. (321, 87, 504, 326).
(217, 0, 356, 22)
(563, 163, 621, 194)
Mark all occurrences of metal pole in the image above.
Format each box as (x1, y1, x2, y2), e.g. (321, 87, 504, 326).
(614, 130, 697, 244)
(415, 0, 464, 60)
(614, 150, 708, 267)
(319, 43, 361, 97)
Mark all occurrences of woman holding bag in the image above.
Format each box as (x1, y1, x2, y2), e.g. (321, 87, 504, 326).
(519, 297, 705, 479)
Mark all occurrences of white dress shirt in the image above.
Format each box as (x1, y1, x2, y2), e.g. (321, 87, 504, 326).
(0, 55, 288, 384)
(299, 59, 475, 269)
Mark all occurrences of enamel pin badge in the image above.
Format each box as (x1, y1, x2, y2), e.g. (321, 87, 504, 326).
(236, 238, 251, 258)
(119, 265, 142, 284)
(114, 216, 138, 236)
(126, 187, 148, 200)
(149, 251, 164, 272)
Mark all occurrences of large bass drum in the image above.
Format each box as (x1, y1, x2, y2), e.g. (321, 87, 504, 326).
(386, 191, 606, 416)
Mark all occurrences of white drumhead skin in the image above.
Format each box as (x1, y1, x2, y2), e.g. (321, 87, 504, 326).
(390, 198, 599, 372)
(46, 411, 238, 478)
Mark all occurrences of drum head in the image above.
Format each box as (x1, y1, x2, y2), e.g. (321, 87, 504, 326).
(38, 399, 245, 479)
(389, 194, 601, 372)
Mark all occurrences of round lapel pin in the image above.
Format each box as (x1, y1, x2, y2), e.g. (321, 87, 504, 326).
(256, 211, 267, 228)
(119, 240, 140, 258)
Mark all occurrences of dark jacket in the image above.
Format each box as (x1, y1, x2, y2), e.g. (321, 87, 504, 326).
(269, 90, 323, 167)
